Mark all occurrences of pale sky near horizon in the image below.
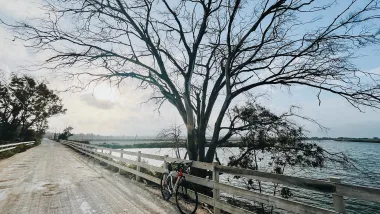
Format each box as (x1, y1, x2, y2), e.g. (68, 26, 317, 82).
(1, 0, 380, 138)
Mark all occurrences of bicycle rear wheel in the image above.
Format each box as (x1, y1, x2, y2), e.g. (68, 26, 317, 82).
(160, 173, 172, 201)
(175, 179, 198, 214)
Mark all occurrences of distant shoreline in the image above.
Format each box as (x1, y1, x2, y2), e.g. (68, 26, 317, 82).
(332, 138, 380, 143)
(305, 137, 380, 143)
(89, 140, 242, 149)
(70, 137, 380, 149)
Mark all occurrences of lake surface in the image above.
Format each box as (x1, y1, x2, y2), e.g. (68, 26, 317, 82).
(92, 140, 380, 213)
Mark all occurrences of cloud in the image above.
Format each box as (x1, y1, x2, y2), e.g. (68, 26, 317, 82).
(369, 66, 380, 74)
(329, 121, 380, 138)
(45, 82, 180, 136)
(0, 0, 43, 19)
(80, 93, 116, 110)
(0, 27, 30, 68)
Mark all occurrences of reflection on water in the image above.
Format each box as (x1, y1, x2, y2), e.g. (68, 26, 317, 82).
(93, 140, 380, 213)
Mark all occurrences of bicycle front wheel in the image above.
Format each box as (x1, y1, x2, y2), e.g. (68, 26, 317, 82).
(160, 172, 172, 201)
(175, 179, 198, 214)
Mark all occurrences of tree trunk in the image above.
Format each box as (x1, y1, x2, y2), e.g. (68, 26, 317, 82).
(197, 129, 206, 161)
(204, 140, 217, 163)
(184, 93, 197, 160)
(186, 128, 197, 160)
(204, 98, 232, 163)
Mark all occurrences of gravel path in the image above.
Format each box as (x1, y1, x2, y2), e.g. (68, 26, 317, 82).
(0, 139, 179, 214)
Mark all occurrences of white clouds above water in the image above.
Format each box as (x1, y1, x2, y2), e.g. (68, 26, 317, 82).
(80, 93, 116, 110)
(44, 79, 180, 135)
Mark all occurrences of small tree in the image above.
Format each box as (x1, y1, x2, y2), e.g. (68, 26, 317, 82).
(157, 124, 185, 158)
(58, 126, 74, 140)
(227, 102, 349, 212)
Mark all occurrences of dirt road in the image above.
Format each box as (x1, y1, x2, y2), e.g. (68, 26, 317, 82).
(0, 139, 179, 214)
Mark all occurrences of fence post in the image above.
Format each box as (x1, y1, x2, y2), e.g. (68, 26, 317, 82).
(136, 151, 141, 182)
(213, 162, 220, 214)
(83, 145, 88, 157)
(119, 149, 123, 174)
(91, 147, 96, 164)
(82, 144, 86, 157)
(83, 144, 89, 161)
(104, 149, 109, 167)
(108, 150, 113, 167)
(163, 155, 168, 171)
(330, 177, 345, 213)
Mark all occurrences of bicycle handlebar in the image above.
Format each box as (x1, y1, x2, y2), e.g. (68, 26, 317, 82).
(166, 160, 193, 172)
(170, 160, 193, 165)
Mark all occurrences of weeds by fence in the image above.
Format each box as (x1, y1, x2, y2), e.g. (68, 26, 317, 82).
(0, 141, 35, 159)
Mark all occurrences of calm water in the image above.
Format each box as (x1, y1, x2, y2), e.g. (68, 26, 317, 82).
(93, 140, 380, 213)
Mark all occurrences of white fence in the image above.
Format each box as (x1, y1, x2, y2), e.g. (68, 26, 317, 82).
(62, 140, 380, 214)
(0, 141, 35, 153)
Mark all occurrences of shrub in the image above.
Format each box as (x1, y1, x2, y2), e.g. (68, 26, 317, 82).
(0, 150, 16, 159)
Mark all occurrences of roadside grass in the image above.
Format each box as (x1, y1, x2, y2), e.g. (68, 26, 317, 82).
(0, 142, 38, 160)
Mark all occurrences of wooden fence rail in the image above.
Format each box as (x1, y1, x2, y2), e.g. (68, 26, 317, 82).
(0, 141, 35, 153)
(61, 140, 380, 214)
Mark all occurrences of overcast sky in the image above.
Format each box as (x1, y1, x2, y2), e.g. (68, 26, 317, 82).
(1, 0, 380, 138)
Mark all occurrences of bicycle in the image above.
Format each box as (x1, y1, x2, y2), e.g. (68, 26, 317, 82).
(160, 160, 198, 214)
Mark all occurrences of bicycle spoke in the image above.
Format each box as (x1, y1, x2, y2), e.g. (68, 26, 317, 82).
(176, 181, 198, 214)
(161, 173, 172, 201)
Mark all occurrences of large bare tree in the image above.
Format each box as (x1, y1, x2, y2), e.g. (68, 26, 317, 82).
(3, 0, 380, 162)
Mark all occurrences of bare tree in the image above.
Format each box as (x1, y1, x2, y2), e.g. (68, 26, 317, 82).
(157, 124, 185, 159)
(3, 0, 380, 162)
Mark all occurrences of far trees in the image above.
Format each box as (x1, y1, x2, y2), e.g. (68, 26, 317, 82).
(58, 126, 74, 140)
(0, 73, 66, 142)
(4, 0, 380, 162)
